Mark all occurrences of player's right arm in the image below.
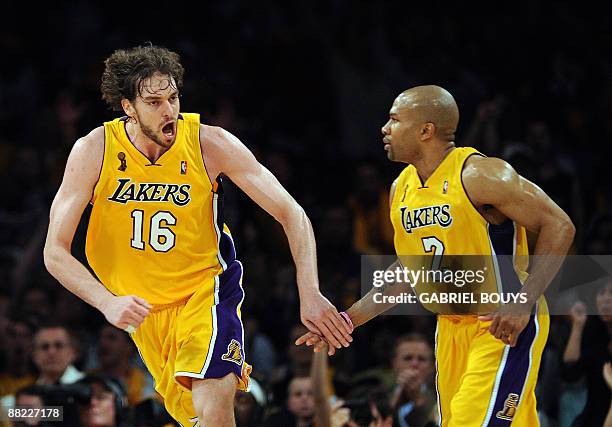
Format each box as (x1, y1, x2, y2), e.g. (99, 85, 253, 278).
(297, 179, 415, 354)
(43, 128, 151, 330)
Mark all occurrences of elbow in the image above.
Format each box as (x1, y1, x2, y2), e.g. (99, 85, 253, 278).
(43, 243, 60, 276)
(277, 200, 307, 228)
(561, 215, 576, 245)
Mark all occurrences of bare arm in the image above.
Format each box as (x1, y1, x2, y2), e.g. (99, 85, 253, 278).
(465, 156, 575, 345)
(464, 156, 575, 305)
(562, 301, 586, 363)
(44, 128, 150, 330)
(201, 125, 352, 349)
(312, 350, 331, 427)
(297, 179, 420, 355)
(347, 179, 402, 327)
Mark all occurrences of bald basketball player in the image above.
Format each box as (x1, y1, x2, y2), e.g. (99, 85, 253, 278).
(297, 86, 575, 426)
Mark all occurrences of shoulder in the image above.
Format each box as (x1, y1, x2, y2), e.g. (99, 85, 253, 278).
(72, 126, 105, 158)
(462, 155, 521, 204)
(463, 155, 518, 187)
(64, 127, 105, 178)
(199, 124, 235, 146)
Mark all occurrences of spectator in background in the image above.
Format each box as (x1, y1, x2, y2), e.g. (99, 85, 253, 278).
(31, 324, 84, 386)
(0, 316, 36, 399)
(270, 324, 314, 405)
(264, 375, 314, 427)
(18, 285, 55, 326)
(90, 324, 154, 406)
(12, 385, 45, 427)
(562, 279, 612, 426)
(76, 374, 130, 427)
(389, 334, 438, 427)
(1, 323, 83, 409)
(234, 377, 267, 427)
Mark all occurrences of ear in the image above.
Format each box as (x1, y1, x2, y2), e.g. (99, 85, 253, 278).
(121, 98, 135, 118)
(420, 122, 436, 141)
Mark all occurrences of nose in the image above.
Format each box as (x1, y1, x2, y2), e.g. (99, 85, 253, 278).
(381, 120, 391, 135)
(161, 99, 174, 116)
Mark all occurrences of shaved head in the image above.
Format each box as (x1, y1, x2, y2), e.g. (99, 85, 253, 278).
(395, 85, 459, 142)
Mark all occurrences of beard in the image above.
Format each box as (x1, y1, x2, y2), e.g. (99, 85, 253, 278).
(136, 112, 175, 148)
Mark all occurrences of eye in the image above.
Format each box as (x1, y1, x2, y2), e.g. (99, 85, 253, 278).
(149, 101, 159, 106)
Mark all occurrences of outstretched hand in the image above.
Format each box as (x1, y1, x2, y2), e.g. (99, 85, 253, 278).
(300, 292, 353, 351)
(295, 330, 337, 355)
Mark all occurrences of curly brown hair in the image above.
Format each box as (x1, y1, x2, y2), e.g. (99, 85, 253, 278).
(101, 44, 184, 111)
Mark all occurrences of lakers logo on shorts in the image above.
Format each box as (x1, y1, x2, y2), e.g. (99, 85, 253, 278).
(496, 393, 519, 421)
(222, 339, 243, 365)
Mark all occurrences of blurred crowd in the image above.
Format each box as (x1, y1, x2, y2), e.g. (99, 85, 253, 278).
(1, 1, 612, 426)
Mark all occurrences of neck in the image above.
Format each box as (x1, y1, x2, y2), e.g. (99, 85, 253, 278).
(412, 143, 455, 184)
(126, 121, 169, 163)
(38, 371, 63, 385)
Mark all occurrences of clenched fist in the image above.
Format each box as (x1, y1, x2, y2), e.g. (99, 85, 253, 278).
(99, 295, 152, 332)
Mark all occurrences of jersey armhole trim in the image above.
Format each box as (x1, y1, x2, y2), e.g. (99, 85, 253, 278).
(459, 153, 490, 225)
(197, 122, 216, 190)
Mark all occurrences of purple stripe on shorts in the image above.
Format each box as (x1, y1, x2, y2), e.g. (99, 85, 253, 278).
(486, 314, 537, 426)
(204, 259, 246, 380)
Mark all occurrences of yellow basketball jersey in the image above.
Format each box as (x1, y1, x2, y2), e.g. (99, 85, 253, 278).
(390, 147, 529, 314)
(86, 113, 227, 305)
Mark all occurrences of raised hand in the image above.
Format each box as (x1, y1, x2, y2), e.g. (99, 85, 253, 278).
(295, 330, 336, 355)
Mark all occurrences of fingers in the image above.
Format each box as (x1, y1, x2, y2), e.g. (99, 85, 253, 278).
(307, 335, 323, 346)
(478, 313, 494, 322)
(322, 310, 352, 347)
(303, 319, 322, 336)
(316, 321, 342, 350)
(130, 301, 151, 318)
(508, 332, 518, 347)
(295, 332, 317, 346)
(488, 315, 500, 336)
(132, 295, 152, 309)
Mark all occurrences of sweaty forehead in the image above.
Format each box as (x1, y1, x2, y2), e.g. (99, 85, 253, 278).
(139, 73, 177, 96)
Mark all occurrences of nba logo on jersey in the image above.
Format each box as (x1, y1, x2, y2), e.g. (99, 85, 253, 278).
(181, 161, 188, 175)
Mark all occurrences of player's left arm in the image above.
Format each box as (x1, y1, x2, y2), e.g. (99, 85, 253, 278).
(463, 156, 575, 346)
(200, 125, 352, 350)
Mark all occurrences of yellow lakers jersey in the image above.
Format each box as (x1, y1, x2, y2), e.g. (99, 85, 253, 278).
(86, 113, 229, 305)
(390, 147, 529, 314)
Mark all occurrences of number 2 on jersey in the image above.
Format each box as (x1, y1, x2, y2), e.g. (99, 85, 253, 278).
(421, 236, 445, 270)
(130, 210, 177, 252)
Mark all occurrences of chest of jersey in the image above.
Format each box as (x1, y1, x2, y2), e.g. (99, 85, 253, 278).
(85, 114, 225, 305)
(389, 148, 528, 315)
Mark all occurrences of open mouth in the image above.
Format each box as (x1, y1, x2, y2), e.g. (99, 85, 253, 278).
(162, 121, 176, 138)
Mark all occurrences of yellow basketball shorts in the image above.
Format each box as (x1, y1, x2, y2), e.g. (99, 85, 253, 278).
(130, 260, 252, 427)
(435, 300, 549, 426)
